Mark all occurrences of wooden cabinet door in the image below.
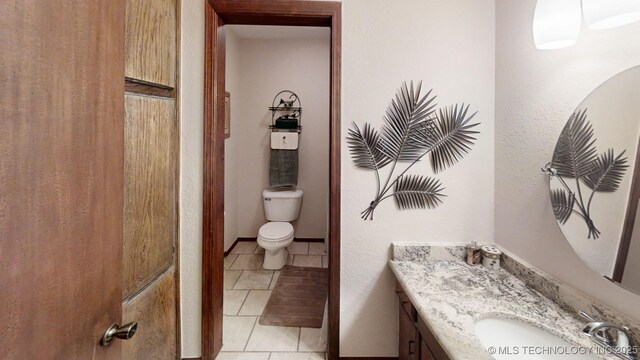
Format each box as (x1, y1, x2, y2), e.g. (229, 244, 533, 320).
(122, 0, 179, 360)
(420, 339, 436, 360)
(0, 0, 125, 359)
(122, 95, 177, 360)
(121, 0, 179, 358)
(125, 0, 177, 87)
(399, 306, 418, 360)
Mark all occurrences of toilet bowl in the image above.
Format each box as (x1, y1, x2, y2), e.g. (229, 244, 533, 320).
(257, 222, 294, 270)
(257, 188, 303, 269)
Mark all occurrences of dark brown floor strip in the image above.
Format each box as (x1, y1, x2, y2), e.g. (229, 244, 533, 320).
(260, 265, 328, 328)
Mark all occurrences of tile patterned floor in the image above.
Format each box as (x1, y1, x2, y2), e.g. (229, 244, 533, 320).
(219, 241, 328, 360)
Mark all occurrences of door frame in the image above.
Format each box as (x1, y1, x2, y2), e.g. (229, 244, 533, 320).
(202, 1, 342, 360)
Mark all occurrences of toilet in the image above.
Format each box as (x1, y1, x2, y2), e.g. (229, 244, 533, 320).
(257, 188, 304, 270)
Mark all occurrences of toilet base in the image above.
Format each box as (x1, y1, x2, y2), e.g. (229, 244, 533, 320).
(262, 247, 289, 270)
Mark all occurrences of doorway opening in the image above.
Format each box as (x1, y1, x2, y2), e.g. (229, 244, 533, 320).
(202, 2, 342, 360)
(222, 23, 330, 355)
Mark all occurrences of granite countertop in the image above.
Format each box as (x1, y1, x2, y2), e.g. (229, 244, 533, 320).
(389, 259, 616, 360)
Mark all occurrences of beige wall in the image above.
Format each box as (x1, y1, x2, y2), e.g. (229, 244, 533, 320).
(339, 0, 495, 356)
(179, 0, 204, 356)
(495, 0, 640, 323)
(224, 30, 241, 252)
(232, 36, 330, 240)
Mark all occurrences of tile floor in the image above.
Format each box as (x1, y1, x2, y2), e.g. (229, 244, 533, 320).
(219, 241, 328, 360)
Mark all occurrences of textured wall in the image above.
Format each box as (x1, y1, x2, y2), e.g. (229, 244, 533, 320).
(495, 0, 640, 322)
(224, 30, 241, 252)
(339, 0, 495, 355)
(179, 0, 204, 356)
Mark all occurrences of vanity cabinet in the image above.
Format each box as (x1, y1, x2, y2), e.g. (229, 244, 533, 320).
(396, 282, 450, 360)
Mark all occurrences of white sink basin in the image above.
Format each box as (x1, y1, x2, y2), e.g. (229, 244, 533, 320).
(475, 318, 600, 359)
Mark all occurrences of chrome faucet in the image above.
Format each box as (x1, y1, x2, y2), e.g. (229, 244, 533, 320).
(580, 311, 638, 360)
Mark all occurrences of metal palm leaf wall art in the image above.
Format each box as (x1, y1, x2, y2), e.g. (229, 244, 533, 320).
(347, 81, 481, 220)
(546, 109, 629, 239)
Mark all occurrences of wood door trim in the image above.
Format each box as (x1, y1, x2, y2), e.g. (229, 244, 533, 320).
(613, 136, 640, 282)
(202, 2, 341, 360)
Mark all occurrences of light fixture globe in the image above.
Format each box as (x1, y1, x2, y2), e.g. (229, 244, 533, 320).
(533, 0, 582, 50)
(582, 0, 640, 30)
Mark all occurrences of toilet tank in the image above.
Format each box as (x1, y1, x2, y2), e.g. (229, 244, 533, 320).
(262, 189, 303, 221)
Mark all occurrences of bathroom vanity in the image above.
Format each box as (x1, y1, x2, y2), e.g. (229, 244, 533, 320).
(390, 243, 639, 360)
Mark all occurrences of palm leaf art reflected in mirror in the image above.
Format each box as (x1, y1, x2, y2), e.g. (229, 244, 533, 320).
(347, 81, 480, 220)
(549, 109, 629, 238)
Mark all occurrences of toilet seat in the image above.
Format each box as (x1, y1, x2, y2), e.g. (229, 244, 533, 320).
(258, 222, 293, 241)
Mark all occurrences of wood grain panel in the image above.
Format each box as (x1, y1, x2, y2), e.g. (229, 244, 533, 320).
(125, 0, 176, 87)
(123, 268, 177, 360)
(124, 95, 176, 297)
(0, 0, 125, 359)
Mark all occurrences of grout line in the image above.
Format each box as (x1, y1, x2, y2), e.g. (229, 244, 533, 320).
(236, 289, 251, 315)
(243, 316, 259, 352)
(268, 271, 277, 289)
(228, 254, 239, 269)
(230, 270, 242, 289)
(268, 271, 275, 290)
(296, 326, 301, 352)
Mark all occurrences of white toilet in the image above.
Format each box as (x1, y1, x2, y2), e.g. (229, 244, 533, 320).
(257, 188, 303, 270)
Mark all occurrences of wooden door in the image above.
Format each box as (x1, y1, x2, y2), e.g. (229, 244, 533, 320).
(0, 1, 125, 359)
(121, 0, 180, 359)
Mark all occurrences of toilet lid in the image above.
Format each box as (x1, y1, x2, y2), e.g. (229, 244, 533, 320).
(259, 222, 294, 241)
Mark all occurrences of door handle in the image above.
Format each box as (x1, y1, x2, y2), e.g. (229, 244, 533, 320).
(100, 322, 138, 346)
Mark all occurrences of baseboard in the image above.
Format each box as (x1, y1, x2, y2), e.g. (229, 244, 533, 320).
(224, 236, 325, 256)
(294, 237, 325, 243)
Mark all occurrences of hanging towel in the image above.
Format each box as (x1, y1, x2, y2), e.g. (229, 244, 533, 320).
(270, 149, 298, 187)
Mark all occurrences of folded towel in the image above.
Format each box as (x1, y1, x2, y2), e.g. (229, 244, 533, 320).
(270, 149, 298, 187)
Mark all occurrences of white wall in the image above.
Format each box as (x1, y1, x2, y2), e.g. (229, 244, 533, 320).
(550, 67, 640, 277)
(234, 37, 330, 240)
(495, 0, 640, 322)
(339, 0, 495, 356)
(180, 0, 496, 357)
(179, 0, 204, 356)
(224, 29, 241, 252)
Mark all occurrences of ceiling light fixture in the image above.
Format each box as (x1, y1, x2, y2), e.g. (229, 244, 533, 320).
(533, 0, 583, 50)
(582, 0, 640, 30)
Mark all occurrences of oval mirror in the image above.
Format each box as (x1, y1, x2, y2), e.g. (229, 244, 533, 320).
(548, 65, 640, 294)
